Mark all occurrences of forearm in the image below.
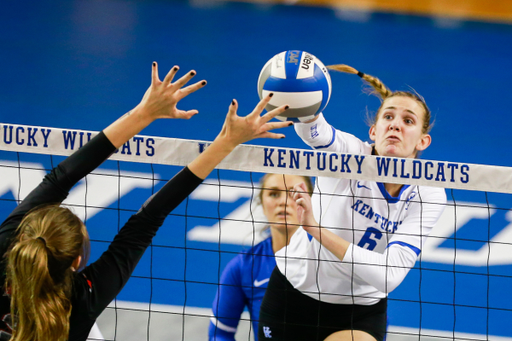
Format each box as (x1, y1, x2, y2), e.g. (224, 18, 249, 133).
(304, 224, 416, 293)
(304, 225, 351, 261)
(140, 167, 203, 224)
(59, 131, 116, 184)
(209, 301, 242, 340)
(188, 136, 236, 180)
(294, 113, 335, 149)
(103, 107, 154, 149)
(343, 244, 417, 293)
(209, 294, 240, 341)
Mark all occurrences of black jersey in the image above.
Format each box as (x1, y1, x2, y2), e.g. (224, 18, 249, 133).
(0, 132, 202, 341)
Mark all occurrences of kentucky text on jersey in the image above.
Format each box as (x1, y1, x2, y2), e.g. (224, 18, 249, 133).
(351, 199, 402, 233)
(262, 147, 470, 184)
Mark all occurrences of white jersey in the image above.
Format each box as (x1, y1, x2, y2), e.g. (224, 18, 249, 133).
(276, 113, 447, 305)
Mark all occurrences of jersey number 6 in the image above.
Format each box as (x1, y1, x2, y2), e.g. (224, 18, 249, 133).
(357, 227, 382, 251)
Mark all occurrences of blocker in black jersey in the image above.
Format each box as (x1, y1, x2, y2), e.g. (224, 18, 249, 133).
(0, 132, 202, 340)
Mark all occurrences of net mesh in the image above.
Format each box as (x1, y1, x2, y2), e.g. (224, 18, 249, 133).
(1, 123, 512, 341)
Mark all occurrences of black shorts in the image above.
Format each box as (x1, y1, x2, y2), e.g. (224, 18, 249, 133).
(258, 268, 387, 341)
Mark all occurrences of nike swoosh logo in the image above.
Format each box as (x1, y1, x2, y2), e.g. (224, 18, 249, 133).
(254, 278, 270, 287)
(357, 182, 370, 190)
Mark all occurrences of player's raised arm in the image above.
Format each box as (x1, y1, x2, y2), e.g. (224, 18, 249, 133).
(1, 61, 207, 341)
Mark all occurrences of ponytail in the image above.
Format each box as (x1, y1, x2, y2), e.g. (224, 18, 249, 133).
(327, 64, 432, 133)
(6, 204, 88, 341)
(328, 64, 393, 99)
(8, 238, 73, 341)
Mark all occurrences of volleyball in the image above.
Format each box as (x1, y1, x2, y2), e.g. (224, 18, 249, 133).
(257, 50, 332, 122)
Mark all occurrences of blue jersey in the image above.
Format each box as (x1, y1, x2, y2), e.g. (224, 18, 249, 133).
(209, 237, 275, 341)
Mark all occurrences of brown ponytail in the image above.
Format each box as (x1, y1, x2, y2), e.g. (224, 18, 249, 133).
(6, 204, 89, 341)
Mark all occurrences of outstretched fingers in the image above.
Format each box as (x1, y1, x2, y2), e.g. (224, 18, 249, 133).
(170, 70, 197, 90)
(255, 131, 285, 140)
(248, 93, 274, 118)
(143, 62, 207, 120)
(177, 80, 207, 100)
(261, 104, 290, 123)
(256, 101, 292, 138)
(257, 121, 293, 139)
(163, 65, 180, 85)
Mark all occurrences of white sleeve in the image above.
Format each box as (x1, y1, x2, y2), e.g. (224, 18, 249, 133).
(343, 243, 417, 293)
(389, 187, 447, 250)
(294, 113, 369, 154)
(342, 187, 447, 293)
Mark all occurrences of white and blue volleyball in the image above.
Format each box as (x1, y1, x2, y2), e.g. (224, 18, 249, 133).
(257, 50, 332, 122)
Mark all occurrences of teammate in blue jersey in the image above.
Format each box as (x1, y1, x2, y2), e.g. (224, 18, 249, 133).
(259, 64, 447, 341)
(0, 62, 292, 341)
(209, 173, 313, 341)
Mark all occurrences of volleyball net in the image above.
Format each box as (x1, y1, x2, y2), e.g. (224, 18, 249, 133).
(1, 122, 512, 341)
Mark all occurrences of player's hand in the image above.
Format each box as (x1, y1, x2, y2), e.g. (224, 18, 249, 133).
(292, 182, 319, 231)
(137, 62, 207, 120)
(216, 93, 292, 148)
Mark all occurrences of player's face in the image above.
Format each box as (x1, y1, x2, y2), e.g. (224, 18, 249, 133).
(261, 174, 304, 230)
(369, 96, 431, 158)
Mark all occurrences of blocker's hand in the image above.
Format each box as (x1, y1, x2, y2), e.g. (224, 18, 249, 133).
(137, 62, 207, 120)
(216, 93, 292, 149)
